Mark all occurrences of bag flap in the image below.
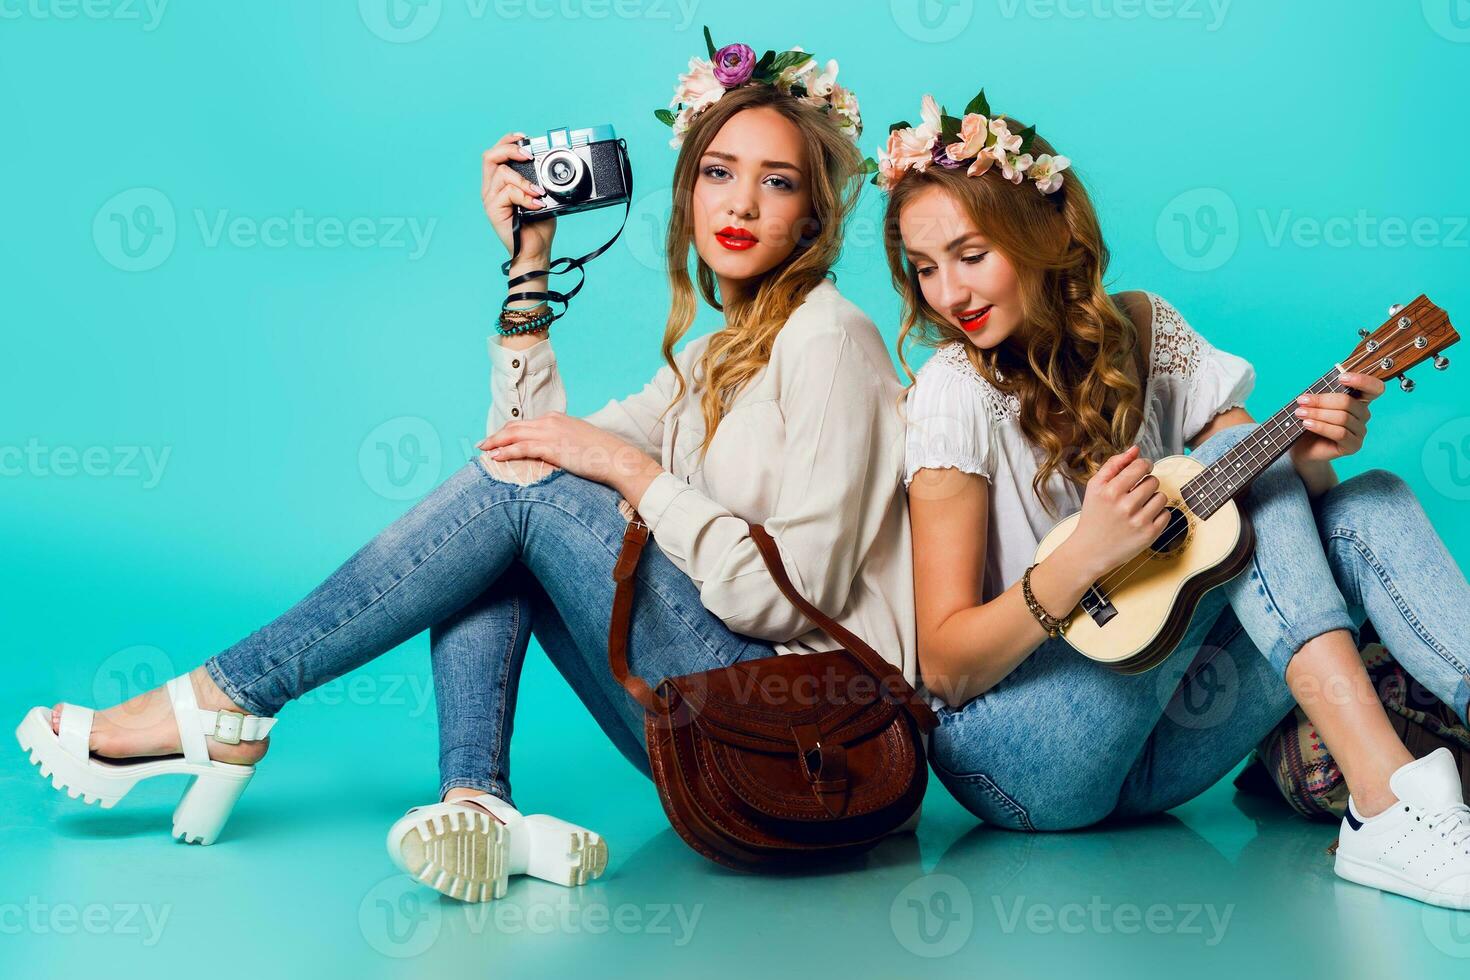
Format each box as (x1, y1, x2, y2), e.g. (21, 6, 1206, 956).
(661, 650, 899, 752)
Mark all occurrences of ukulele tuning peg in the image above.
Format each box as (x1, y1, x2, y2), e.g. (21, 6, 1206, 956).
(1358, 328, 1371, 338)
(1434, 354, 1450, 371)
(1399, 375, 1416, 393)
(1388, 303, 1404, 316)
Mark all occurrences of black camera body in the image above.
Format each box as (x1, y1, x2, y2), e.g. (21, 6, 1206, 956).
(509, 124, 630, 221)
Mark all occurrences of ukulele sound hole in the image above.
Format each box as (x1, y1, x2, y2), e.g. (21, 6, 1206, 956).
(1148, 506, 1191, 558)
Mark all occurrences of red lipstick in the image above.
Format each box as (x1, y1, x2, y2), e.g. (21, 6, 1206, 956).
(957, 306, 993, 332)
(715, 226, 758, 251)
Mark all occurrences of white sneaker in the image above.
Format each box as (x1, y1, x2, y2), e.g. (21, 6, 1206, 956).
(15, 673, 276, 845)
(1334, 748, 1470, 910)
(386, 793, 608, 903)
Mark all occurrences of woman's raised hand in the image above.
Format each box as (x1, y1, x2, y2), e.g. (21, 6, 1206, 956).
(482, 132, 556, 266)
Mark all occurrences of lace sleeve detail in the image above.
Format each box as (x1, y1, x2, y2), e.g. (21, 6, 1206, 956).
(1148, 292, 1207, 379)
(1146, 293, 1256, 444)
(903, 344, 1015, 488)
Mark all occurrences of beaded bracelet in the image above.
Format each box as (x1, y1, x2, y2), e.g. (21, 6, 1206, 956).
(497, 304, 554, 337)
(1021, 564, 1068, 638)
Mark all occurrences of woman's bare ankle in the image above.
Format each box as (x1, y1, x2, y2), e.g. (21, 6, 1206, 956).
(443, 787, 490, 804)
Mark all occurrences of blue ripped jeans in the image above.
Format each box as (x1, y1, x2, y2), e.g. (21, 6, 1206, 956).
(929, 422, 1470, 832)
(205, 460, 778, 806)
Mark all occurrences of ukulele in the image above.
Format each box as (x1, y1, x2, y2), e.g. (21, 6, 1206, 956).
(1033, 295, 1459, 674)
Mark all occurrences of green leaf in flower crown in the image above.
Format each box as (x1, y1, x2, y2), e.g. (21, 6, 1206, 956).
(940, 113, 962, 144)
(654, 108, 676, 127)
(861, 157, 879, 174)
(752, 49, 776, 81)
(964, 89, 990, 119)
(765, 50, 811, 79)
(704, 26, 716, 59)
(888, 120, 912, 133)
(1016, 124, 1037, 154)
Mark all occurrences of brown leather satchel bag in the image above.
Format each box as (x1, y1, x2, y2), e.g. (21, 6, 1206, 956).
(608, 511, 938, 871)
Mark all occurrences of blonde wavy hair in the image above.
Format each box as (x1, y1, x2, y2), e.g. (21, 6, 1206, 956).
(660, 84, 864, 456)
(883, 129, 1144, 515)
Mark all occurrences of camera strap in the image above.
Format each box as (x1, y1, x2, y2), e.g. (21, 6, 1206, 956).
(501, 139, 633, 323)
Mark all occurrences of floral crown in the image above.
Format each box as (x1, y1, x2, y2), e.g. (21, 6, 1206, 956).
(655, 27, 862, 149)
(864, 89, 1069, 196)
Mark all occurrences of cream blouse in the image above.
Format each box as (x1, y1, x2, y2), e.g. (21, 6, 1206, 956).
(485, 279, 918, 685)
(902, 292, 1257, 603)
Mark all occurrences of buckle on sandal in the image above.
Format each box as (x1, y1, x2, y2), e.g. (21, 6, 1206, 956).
(211, 710, 245, 745)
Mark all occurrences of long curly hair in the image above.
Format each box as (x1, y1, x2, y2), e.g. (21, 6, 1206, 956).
(660, 85, 864, 456)
(882, 129, 1143, 514)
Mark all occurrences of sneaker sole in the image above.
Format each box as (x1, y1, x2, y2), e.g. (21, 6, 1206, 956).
(1335, 852, 1470, 911)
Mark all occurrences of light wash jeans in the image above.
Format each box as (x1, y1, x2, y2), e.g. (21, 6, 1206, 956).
(930, 422, 1470, 832)
(205, 460, 778, 806)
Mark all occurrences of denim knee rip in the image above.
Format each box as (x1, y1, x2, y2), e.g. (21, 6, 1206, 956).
(477, 454, 563, 488)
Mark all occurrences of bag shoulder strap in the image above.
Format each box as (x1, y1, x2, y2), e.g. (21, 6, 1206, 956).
(607, 511, 936, 731)
(746, 524, 936, 731)
(608, 515, 660, 712)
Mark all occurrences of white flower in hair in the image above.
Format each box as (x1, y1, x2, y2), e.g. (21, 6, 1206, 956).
(1029, 154, 1071, 194)
(671, 57, 723, 115)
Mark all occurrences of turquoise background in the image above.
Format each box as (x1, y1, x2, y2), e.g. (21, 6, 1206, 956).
(3, 1, 1469, 976)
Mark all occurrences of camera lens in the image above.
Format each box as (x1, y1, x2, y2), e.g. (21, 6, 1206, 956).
(537, 148, 590, 203)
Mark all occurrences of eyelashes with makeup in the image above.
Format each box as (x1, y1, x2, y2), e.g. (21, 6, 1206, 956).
(700, 164, 797, 191)
(914, 252, 988, 278)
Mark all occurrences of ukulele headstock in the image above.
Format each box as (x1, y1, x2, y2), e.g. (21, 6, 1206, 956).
(1346, 295, 1458, 393)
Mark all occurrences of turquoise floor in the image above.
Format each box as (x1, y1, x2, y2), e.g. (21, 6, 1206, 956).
(6, 646, 1470, 978)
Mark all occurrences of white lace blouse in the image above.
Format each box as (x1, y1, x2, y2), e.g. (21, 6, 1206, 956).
(902, 293, 1256, 603)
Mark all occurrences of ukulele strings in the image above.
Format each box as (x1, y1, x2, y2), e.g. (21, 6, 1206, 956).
(1077, 322, 1440, 610)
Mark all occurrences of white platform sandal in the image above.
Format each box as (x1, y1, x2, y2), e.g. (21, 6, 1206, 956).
(386, 793, 608, 903)
(15, 673, 276, 845)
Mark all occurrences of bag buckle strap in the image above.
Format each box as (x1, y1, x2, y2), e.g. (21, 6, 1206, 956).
(793, 723, 850, 816)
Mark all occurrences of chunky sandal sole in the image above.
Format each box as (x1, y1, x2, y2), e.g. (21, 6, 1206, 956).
(15, 706, 255, 845)
(387, 806, 609, 902)
(524, 814, 608, 886)
(390, 806, 512, 903)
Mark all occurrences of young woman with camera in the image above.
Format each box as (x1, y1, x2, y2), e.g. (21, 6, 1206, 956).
(18, 38, 917, 902)
(879, 89, 1470, 910)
